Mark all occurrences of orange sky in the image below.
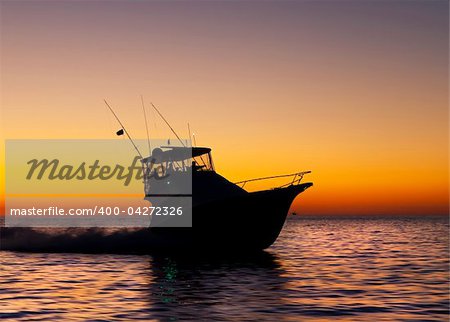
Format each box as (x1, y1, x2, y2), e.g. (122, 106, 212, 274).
(1, 1, 448, 216)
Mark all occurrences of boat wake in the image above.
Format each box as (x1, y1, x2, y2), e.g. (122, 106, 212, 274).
(0, 227, 152, 254)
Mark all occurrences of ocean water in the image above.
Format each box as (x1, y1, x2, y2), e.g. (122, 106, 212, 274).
(1, 217, 449, 321)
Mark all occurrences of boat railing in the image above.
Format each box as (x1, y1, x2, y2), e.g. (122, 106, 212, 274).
(234, 171, 311, 189)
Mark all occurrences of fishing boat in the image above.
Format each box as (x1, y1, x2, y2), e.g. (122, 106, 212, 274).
(106, 99, 313, 252)
(1, 100, 312, 254)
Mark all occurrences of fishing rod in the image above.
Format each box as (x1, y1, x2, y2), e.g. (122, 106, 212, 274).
(187, 122, 193, 147)
(140, 95, 152, 155)
(104, 99, 144, 159)
(150, 102, 186, 147)
(192, 132, 197, 147)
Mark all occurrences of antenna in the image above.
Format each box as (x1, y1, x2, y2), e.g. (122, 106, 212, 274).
(140, 95, 152, 155)
(104, 99, 143, 159)
(192, 132, 197, 147)
(150, 102, 186, 147)
(187, 123, 193, 147)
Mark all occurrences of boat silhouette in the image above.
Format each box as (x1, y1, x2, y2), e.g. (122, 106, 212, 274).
(105, 99, 313, 252)
(143, 145, 312, 252)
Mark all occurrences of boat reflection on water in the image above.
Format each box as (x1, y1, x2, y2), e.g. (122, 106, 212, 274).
(0, 248, 291, 321)
(144, 251, 289, 321)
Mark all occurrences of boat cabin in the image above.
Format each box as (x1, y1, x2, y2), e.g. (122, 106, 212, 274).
(142, 146, 214, 176)
(142, 146, 247, 205)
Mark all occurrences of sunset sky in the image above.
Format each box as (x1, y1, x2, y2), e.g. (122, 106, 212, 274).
(1, 0, 448, 216)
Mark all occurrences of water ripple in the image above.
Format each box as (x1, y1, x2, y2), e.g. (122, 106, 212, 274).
(0, 217, 448, 321)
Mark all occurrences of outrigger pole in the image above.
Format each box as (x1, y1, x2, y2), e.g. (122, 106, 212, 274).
(104, 99, 144, 159)
(140, 95, 152, 155)
(150, 102, 186, 147)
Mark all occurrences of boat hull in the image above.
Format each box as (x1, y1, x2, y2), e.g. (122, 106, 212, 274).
(149, 182, 313, 252)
